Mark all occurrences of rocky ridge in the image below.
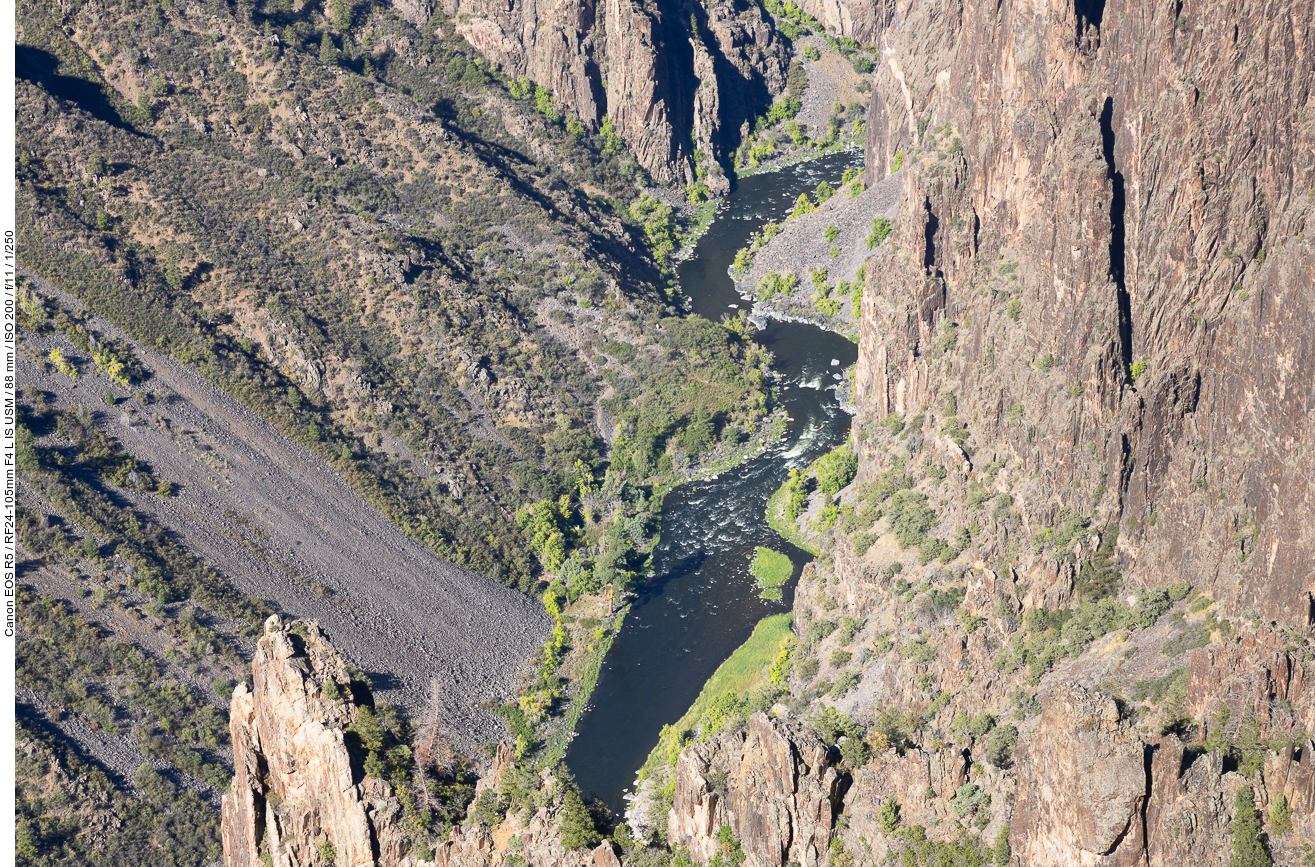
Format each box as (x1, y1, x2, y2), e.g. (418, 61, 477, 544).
(438, 0, 791, 190)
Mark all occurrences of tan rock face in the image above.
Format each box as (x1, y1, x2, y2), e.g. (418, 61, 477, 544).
(794, 0, 890, 46)
(1011, 686, 1148, 864)
(222, 615, 412, 867)
(668, 714, 844, 867)
(437, 0, 788, 187)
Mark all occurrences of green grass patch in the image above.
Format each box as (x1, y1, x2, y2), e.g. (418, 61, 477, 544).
(750, 546, 794, 601)
(641, 612, 793, 776)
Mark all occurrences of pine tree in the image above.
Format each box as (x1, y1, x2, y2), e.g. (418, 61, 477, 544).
(558, 785, 600, 850)
(994, 825, 1011, 866)
(1229, 786, 1273, 867)
(330, 0, 352, 31)
(319, 32, 340, 66)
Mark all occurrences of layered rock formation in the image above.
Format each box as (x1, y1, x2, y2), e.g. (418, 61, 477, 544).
(436, 0, 790, 189)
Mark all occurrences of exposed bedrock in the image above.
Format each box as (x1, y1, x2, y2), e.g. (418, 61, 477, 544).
(436, 0, 789, 190)
(857, 0, 1315, 629)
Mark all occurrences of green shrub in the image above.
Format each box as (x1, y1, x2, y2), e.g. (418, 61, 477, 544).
(950, 783, 990, 818)
(758, 271, 800, 300)
(878, 798, 901, 834)
(867, 217, 892, 249)
(887, 491, 938, 548)
(1228, 786, 1272, 867)
(816, 444, 858, 494)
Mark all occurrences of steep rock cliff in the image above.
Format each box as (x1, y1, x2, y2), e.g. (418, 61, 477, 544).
(667, 713, 845, 867)
(438, 0, 790, 189)
(673, 0, 1314, 865)
(223, 616, 415, 867)
(859, 0, 1315, 628)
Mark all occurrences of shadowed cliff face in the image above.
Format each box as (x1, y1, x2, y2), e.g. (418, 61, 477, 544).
(437, 0, 789, 190)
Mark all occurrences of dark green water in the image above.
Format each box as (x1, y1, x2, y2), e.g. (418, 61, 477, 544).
(565, 152, 864, 813)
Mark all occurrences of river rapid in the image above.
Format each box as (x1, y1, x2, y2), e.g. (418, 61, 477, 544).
(565, 151, 866, 814)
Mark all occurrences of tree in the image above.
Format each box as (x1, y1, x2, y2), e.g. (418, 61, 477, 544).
(1269, 793, 1292, 836)
(878, 798, 901, 834)
(330, 0, 352, 30)
(1229, 786, 1272, 867)
(319, 32, 340, 66)
(559, 785, 600, 849)
(993, 826, 1011, 866)
(816, 444, 857, 495)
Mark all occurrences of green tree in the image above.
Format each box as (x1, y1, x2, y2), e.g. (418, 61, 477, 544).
(330, 0, 352, 30)
(1269, 793, 1292, 836)
(878, 798, 901, 834)
(319, 32, 340, 66)
(1229, 786, 1272, 867)
(559, 785, 601, 849)
(993, 826, 1011, 866)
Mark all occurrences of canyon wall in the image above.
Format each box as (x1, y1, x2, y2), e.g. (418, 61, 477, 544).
(673, 0, 1315, 864)
(795, 0, 891, 46)
(437, 0, 790, 189)
(858, 0, 1315, 629)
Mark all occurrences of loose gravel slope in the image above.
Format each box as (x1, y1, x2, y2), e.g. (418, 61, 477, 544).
(19, 272, 551, 753)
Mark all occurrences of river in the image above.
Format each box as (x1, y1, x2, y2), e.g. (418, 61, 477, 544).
(565, 151, 866, 814)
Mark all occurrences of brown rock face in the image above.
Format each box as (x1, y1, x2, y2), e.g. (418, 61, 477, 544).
(856, 0, 1315, 631)
(667, 713, 845, 867)
(222, 616, 413, 867)
(1011, 686, 1149, 864)
(438, 0, 788, 188)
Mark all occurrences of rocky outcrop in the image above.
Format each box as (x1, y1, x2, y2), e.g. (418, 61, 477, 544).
(1011, 686, 1149, 865)
(438, 0, 789, 189)
(794, 0, 891, 46)
(223, 616, 415, 867)
(668, 713, 845, 867)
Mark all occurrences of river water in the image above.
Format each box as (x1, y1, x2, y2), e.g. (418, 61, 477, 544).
(565, 151, 865, 813)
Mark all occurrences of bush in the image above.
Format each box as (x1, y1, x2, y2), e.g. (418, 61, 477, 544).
(887, 491, 938, 548)
(878, 798, 901, 834)
(816, 444, 857, 494)
(867, 217, 892, 248)
(839, 733, 871, 768)
(950, 783, 990, 818)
